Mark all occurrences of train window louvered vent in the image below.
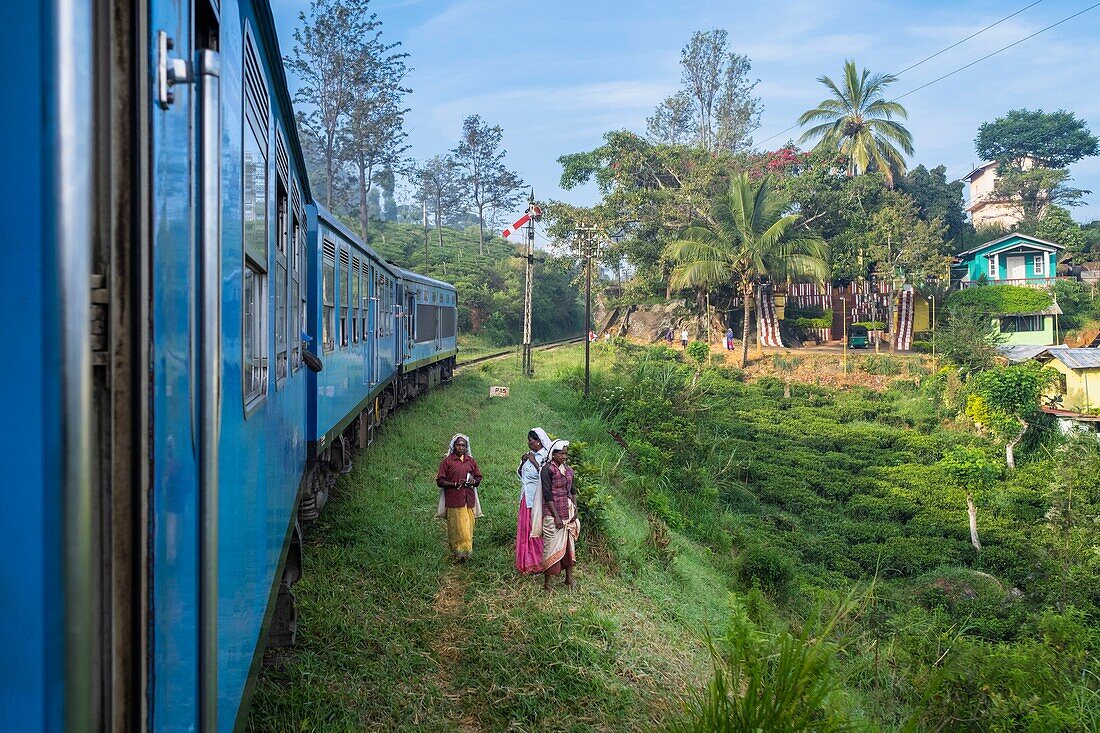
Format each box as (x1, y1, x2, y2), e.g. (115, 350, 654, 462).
(275, 132, 289, 182)
(243, 32, 270, 139)
(291, 181, 301, 216)
(323, 240, 336, 259)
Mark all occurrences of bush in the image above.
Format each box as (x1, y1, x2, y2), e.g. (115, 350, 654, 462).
(858, 354, 903, 375)
(947, 284, 1053, 314)
(736, 545, 795, 599)
(911, 339, 933, 354)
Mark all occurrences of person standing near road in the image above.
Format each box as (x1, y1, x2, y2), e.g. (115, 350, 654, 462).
(725, 327, 734, 350)
(515, 427, 550, 575)
(435, 434, 483, 561)
(539, 440, 580, 592)
(680, 327, 689, 349)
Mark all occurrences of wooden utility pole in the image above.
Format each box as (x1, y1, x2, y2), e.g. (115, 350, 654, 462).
(521, 190, 536, 376)
(576, 224, 601, 397)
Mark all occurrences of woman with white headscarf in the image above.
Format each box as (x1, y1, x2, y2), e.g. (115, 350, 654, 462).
(515, 427, 551, 574)
(539, 439, 580, 591)
(435, 433, 483, 560)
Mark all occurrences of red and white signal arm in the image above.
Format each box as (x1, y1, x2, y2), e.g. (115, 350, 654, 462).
(501, 204, 543, 239)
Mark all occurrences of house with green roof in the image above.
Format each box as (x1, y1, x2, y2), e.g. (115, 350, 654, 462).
(952, 232, 1063, 288)
(950, 232, 1066, 346)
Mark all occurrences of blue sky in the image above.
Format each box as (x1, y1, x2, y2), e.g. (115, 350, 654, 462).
(271, 0, 1100, 234)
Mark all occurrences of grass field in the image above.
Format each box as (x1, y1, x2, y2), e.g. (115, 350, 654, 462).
(247, 345, 720, 732)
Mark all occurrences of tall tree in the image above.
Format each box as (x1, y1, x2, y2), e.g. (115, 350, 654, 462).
(649, 30, 762, 152)
(897, 164, 969, 246)
(797, 60, 913, 185)
(452, 115, 525, 255)
(667, 173, 828, 367)
(376, 167, 398, 222)
(341, 23, 410, 241)
(416, 155, 463, 250)
(976, 109, 1099, 169)
(287, 0, 374, 208)
(993, 166, 1087, 228)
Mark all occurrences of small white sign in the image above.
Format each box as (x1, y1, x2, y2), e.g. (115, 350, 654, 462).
(489, 386, 510, 398)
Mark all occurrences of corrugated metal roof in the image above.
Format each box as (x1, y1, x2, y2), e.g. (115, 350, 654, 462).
(1046, 348, 1100, 370)
(998, 344, 1064, 363)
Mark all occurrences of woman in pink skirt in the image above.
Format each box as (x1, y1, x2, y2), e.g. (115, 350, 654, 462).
(515, 427, 550, 574)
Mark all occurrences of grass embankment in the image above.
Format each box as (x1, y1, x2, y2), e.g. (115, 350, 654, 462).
(248, 345, 721, 732)
(250, 341, 1099, 731)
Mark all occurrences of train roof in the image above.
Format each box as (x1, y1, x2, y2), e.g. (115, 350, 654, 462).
(312, 204, 398, 278)
(395, 267, 456, 291)
(252, 0, 312, 203)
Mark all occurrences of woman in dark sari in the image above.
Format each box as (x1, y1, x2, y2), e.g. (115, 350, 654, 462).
(539, 440, 579, 591)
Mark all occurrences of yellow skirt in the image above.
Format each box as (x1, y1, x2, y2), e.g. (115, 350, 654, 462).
(446, 506, 476, 557)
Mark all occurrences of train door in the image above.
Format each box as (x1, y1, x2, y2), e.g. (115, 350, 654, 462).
(369, 265, 379, 384)
(405, 288, 416, 362)
(147, 0, 222, 729)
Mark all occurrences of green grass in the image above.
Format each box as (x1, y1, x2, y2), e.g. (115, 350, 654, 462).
(248, 346, 719, 732)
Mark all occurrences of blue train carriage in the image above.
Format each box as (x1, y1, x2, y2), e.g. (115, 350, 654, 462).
(304, 205, 400, 485)
(4, 0, 319, 729)
(396, 268, 459, 398)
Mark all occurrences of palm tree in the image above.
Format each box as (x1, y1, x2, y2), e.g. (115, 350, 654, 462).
(668, 173, 828, 368)
(798, 60, 914, 185)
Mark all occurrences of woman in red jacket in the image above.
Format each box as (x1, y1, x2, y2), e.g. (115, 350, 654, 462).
(435, 434, 483, 561)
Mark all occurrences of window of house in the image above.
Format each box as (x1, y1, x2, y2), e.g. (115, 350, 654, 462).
(1033, 254, 1045, 276)
(988, 256, 996, 279)
(1000, 315, 1041, 333)
(322, 240, 335, 352)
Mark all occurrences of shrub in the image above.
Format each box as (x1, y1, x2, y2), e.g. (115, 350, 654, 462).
(858, 354, 903, 375)
(736, 545, 795, 599)
(911, 339, 933, 354)
(946, 284, 1053, 314)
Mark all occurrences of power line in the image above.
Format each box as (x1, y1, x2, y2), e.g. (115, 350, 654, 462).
(893, 0, 1044, 76)
(753, 0, 1062, 148)
(892, 2, 1100, 102)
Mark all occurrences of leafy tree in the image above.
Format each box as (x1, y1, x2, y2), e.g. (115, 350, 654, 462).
(416, 155, 463, 250)
(939, 446, 999, 551)
(1035, 205, 1086, 259)
(798, 60, 913, 185)
(992, 165, 1087, 229)
(938, 307, 1005, 374)
(897, 164, 970, 246)
(967, 361, 1058, 468)
(649, 29, 762, 152)
(288, 0, 375, 209)
(975, 109, 1099, 169)
(342, 28, 409, 241)
(646, 90, 695, 145)
(1045, 434, 1100, 611)
(667, 174, 828, 368)
(452, 115, 525, 255)
(866, 190, 949, 284)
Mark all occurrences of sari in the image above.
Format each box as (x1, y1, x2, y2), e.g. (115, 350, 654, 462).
(435, 433, 483, 559)
(515, 427, 550, 574)
(539, 441, 580, 574)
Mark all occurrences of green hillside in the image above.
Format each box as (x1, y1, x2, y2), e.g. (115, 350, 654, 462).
(248, 343, 1099, 731)
(356, 219, 585, 345)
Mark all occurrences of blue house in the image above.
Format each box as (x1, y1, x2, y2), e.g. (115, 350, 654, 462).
(952, 232, 1063, 288)
(951, 232, 1066, 347)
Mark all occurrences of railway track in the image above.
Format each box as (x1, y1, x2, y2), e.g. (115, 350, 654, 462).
(456, 335, 585, 368)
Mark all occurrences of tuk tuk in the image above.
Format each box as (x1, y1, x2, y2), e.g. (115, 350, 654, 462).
(847, 324, 870, 349)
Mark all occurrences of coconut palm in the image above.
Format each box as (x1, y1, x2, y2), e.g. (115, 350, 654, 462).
(798, 60, 914, 185)
(668, 173, 828, 368)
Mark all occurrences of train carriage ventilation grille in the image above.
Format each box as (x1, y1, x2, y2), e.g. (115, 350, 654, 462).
(291, 180, 301, 217)
(322, 240, 336, 260)
(243, 32, 270, 139)
(275, 132, 289, 182)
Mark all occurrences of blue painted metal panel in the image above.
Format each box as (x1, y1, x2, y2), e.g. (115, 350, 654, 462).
(148, 0, 201, 728)
(0, 2, 63, 728)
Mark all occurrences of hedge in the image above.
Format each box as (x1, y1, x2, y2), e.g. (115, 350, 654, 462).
(946, 284, 1053, 315)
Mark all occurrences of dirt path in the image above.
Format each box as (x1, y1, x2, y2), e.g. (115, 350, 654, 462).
(430, 564, 482, 732)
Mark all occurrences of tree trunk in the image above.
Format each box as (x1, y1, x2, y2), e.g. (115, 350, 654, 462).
(966, 492, 982, 551)
(888, 288, 896, 354)
(477, 204, 485, 256)
(739, 283, 752, 369)
(1006, 421, 1027, 469)
(325, 133, 335, 210)
(436, 207, 444, 249)
(358, 163, 369, 241)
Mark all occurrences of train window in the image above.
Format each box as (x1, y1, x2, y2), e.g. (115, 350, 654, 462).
(351, 257, 361, 344)
(243, 263, 267, 409)
(274, 173, 288, 385)
(415, 304, 438, 342)
(322, 240, 335, 353)
(441, 305, 456, 339)
(361, 261, 369, 341)
(290, 209, 301, 372)
(339, 249, 350, 348)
